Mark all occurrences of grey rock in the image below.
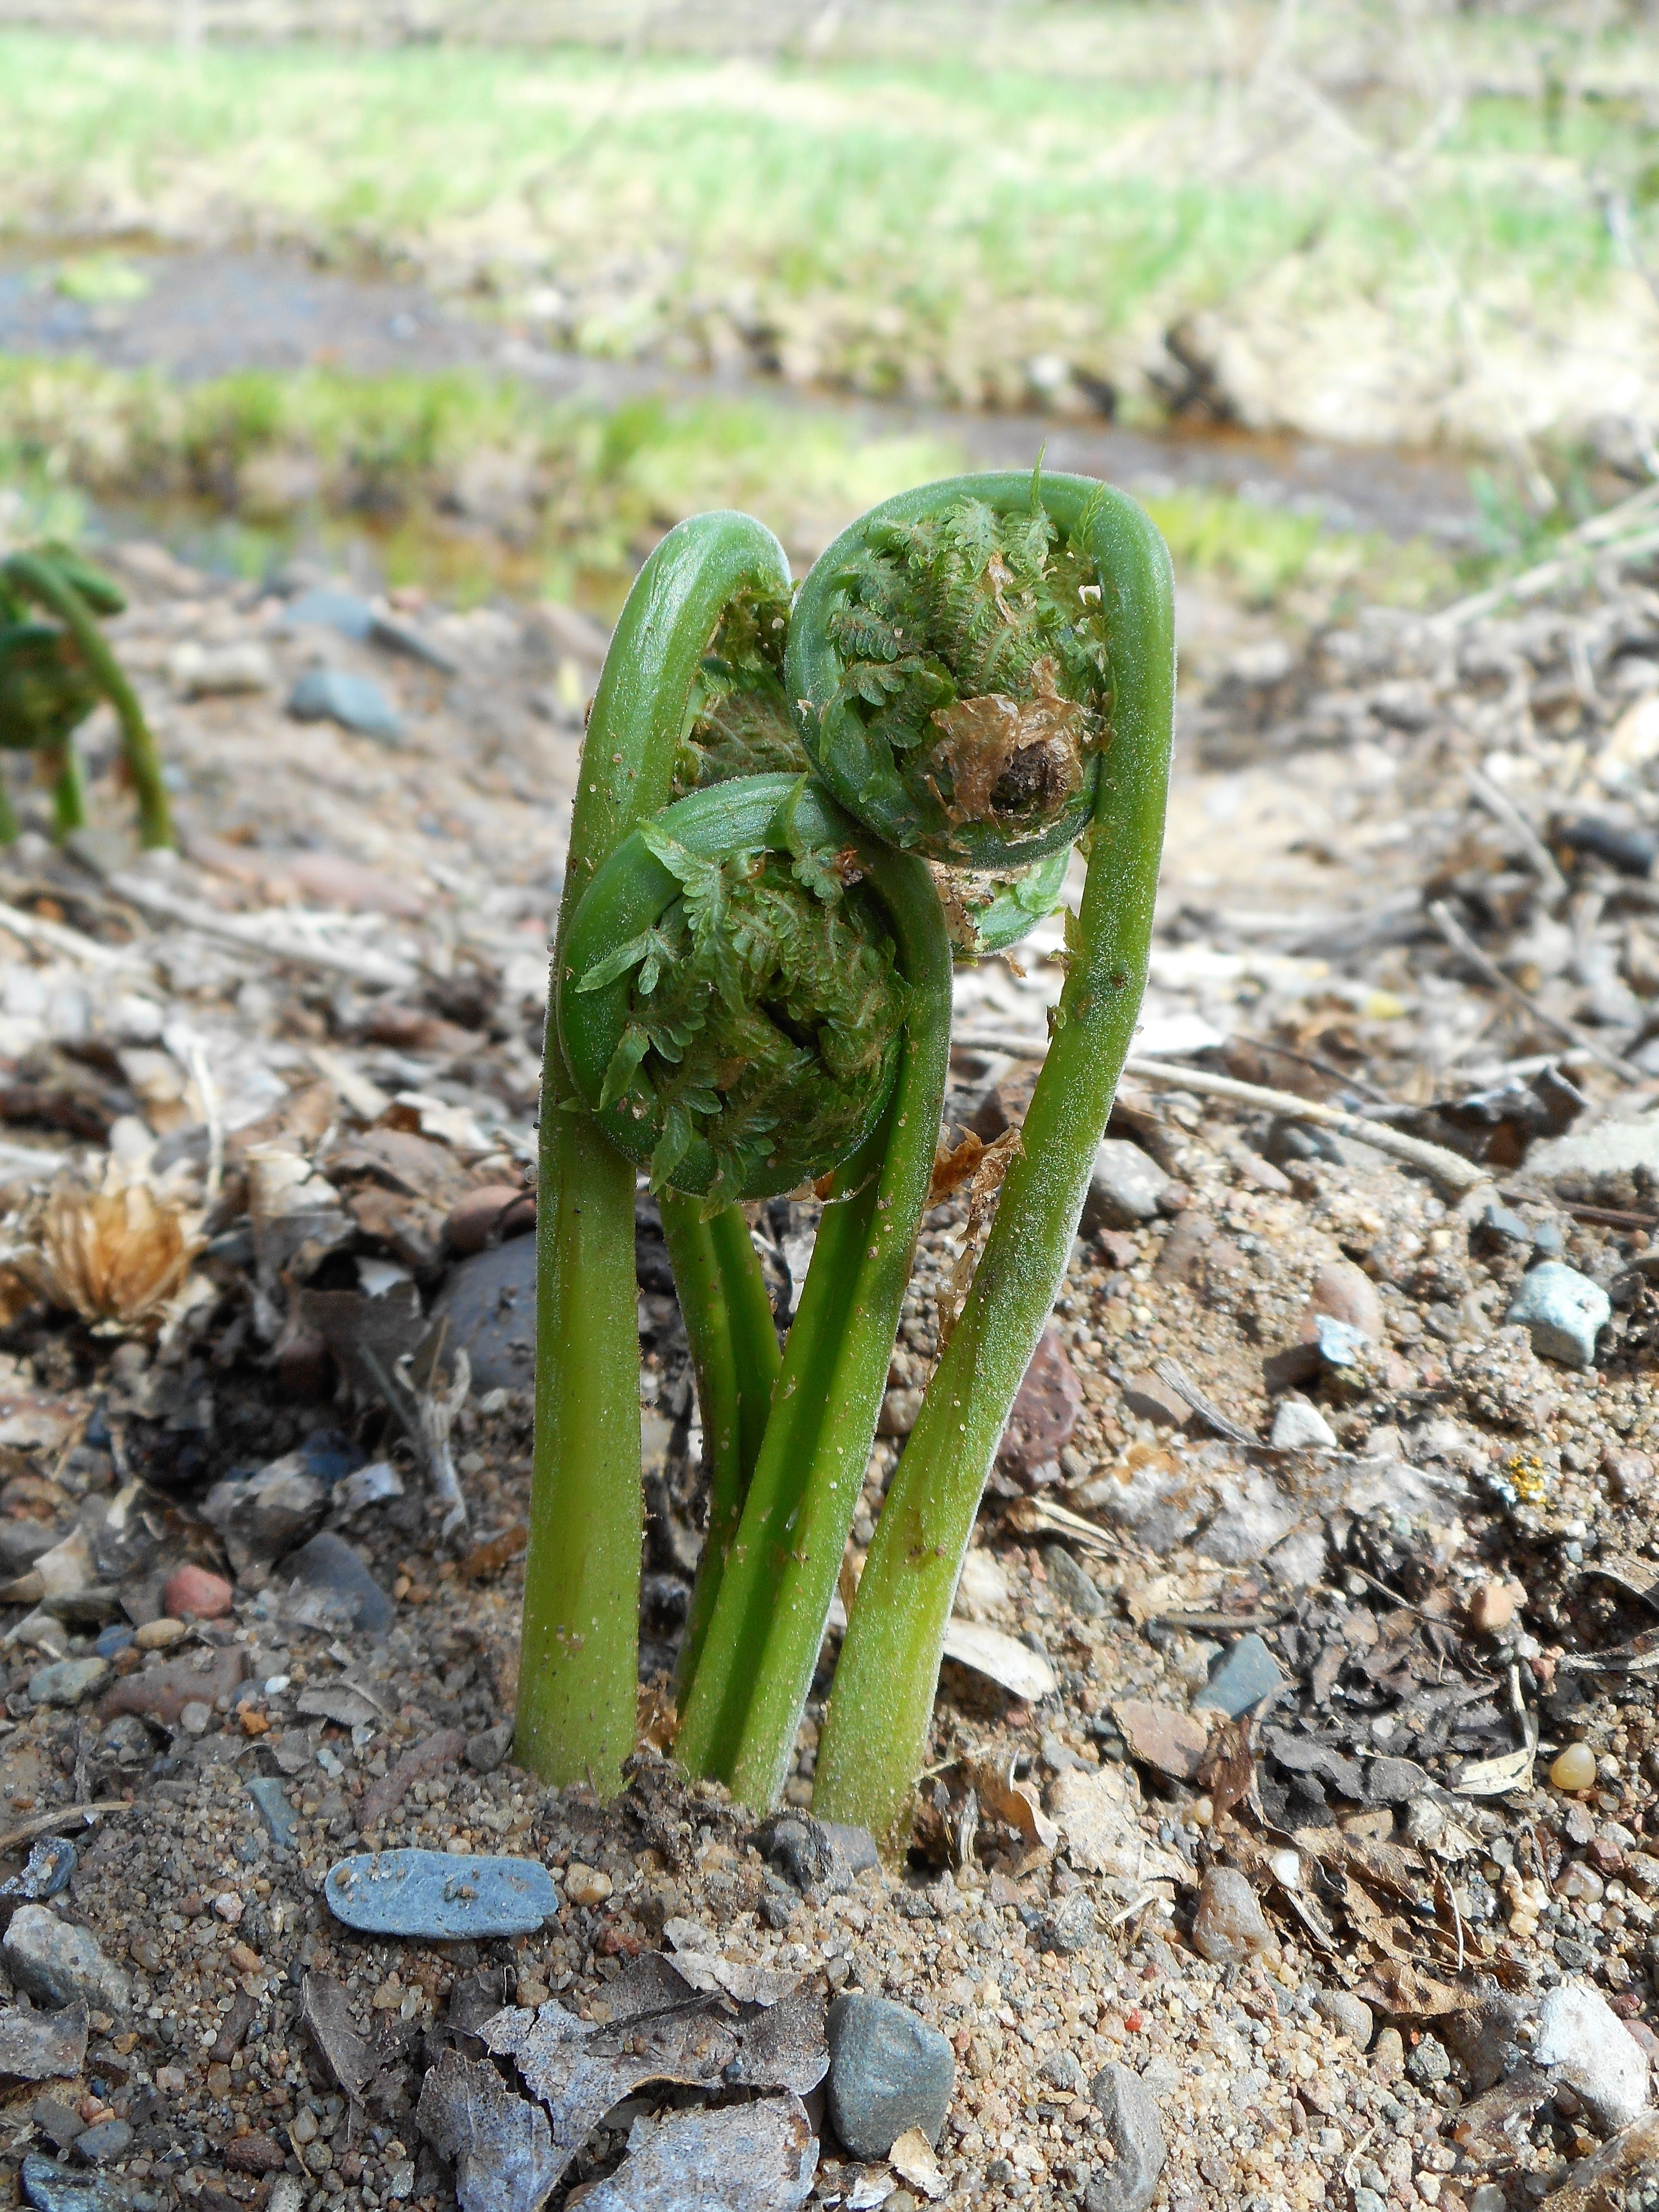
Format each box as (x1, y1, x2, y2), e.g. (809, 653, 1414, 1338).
(19, 2153, 126, 2212)
(820, 1821, 880, 1876)
(1506, 1262, 1610, 1368)
(70, 2121, 132, 2166)
(30, 2095, 82, 2151)
(3, 1908, 130, 2013)
(1309, 1313, 1368, 1367)
(1366, 1756, 1431, 1806)
(27, 1659, 108, 1710)
(325, 1849, 557, 1939)
(1046, 1546, 1107, 1619)
(1082, 1140, 1171, 1232)
(287, 665, 402, 745)
(1530, 1115, 1659, 1183)
(1036, 1888, 1099, 1954)
(1085, 2061, 1166, 2212)
(0, 1838, 76, 1902)
(1473, 1197, 1533, 1251)
(1353, 2192, 1387, 2212)
(1190, 1868, 1277, 1965)
(1268, 1395, 1337, 1450)
(825, 1993, 955, 2160)
(1192, 1467, 1297, 1565)
(427, 1234, 537, 1395)
(0, 1524, 61, 1578)
(1407, 2034, 1450, 2084)
(0, 2004, 86, 2084)
(246, 1777, 298, 1849)
(282, 587, 375, 641)
(1041, 2045, 1088, 2095)
(1313, 1990, 1373, 2048)
(282, 1531, 394, 1635)
(1192, 1633, 1285, 1717)
(199, 1455, 329, 1573)
(1535, 1976, 1649, 2131)
(1468, 2191, 1507, 2212)
(465, 1720, 514, 1774)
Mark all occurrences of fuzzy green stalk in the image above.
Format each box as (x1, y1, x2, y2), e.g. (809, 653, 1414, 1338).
(517, 512, 791, 1795)
(48, 741, 87, 837)
(3, 551, 173, 850)
(661, 1192, 781, 1698)
(672, 837, 951, 1810)
(812, 478, 1174, 1843)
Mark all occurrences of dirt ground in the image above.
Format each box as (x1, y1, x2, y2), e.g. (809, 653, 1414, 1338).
(2, 522, 1659, 2212)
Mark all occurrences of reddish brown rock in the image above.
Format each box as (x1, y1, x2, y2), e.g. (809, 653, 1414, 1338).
(225, 2134, 289, 2176)
(445, 1184, 536, 1257)
(100, 1645, 245, 1726)
(162, 1564, 234, 1621)
(1113, 1698, 1211, 1782)
(996, 1328, 1083, 1484)
(1302, 1260, 1384, 1343)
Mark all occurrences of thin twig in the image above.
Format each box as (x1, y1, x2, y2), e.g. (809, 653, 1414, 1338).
(108, 873, 418, 990)
(1428, 899, 1645, 1082)
(1465, 769, 1568, 905)
(1119, 1057, 1493, 1195)
(1152, 1356, 1258, 1447)
(0, 1801, 132, 1855)
(0, 896, 137, 969)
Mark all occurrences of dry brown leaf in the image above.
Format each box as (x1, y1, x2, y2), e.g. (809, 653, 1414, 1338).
(1351, 1958, 1468, 2018)
(964, 1755, 1059, 1849)
(939, 1125, 1022, 1340)
(1198, 1717, 1255, 1827)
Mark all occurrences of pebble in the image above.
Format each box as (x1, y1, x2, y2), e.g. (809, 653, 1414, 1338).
(19, 2151, 129, 2212)
(160, 1564, 233, 1621)
(996, 1327, 1083, 1483)
(1082, 1139, 1172, 1231)
(0, 1838, 77, 1902)
(1268, 1395, 1337, 1450)
(324, 1849, 558, 1938)
(1473, 1197, 1533, 1250)
(1192, 1633, 1285, 1717)
(70, 2120, 132, 2166)
(464, 1719, 515, 1773)
(100, 1644, 245, 1727)
(1551, 1742, 1598, 1793)
(1045, 1546, 1107, 1618)
(0, 2005, 87, 2084)
(1468, 1580, 1515, 1634)
(91, 1626, 131, 1659)
(825, 1994, 955, 2160)
(564, 1863, 613, 1908)
(3, 1908, 131, 2014)
(133, 1618, 186, 1651)
(1535, 1978, 1650, 2130)
(1313, 1990, 1373, 2048)
(444, 1183, 535, 1257)
(283, 1531, 395, 1635)
(27, 1658, 108, 1710)
(199, 1458, 328, 1573)
(1307, 1259, 1384, 1340)
(1407, 2035, 1450, 2084)
(1189, 1868, 1278, 1964)
(1085, 2062, 1166, 2212)
(1468, 2190, 1507, 2212)
(1112, 1699, 1209, 1783)
(1353, 2192, 1386, 2212)
(427, 1234, 538, 1395)
(167, 640, 274, 697)
(1505, 1261, 1610, 1368)
(287, 664, 403, 744)
(1371, 2027, 1405, 2081)
(1603, 1447, 1655, 1501)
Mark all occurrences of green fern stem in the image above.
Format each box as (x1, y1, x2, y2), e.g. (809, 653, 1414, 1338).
(811, 476, 1175, 1844)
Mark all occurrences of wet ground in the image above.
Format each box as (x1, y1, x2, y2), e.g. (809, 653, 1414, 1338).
(0, 243, 1483, 549)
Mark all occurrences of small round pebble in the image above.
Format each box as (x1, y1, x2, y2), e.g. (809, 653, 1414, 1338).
(161, 1564, 234, 1621)
(1190, 1868, 1278, 1964)
(1468, 2189, 1507, 2212)
(1552, 1743, 1598, 1793)
(179, 1700, 213, 1735)
(134, 1618, 188, 1651)
(1468, 1581, 1515, 1634)
(1313, 1989, 1373, 2048)
(564, 1864, 612, 1908)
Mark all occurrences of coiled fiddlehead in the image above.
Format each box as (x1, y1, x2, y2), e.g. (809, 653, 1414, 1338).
(788, 471, 1114, 869)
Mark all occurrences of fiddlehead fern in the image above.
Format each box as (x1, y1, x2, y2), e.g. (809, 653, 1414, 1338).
(789, 472, 1114, 869)
(672, 588, 807, 793)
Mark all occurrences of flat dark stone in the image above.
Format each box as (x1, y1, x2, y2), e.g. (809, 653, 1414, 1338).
(325, 1849, 558, 1939)
(284, 1532, 395, 1635)
(428, 1236, 538, 1395)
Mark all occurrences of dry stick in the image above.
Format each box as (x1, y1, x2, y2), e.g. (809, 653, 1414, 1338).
(1433, 491, 1659, 632)
(1426, 899, 1646, 1084)
(952, 1032, 1493, 1194)
(0, 896, 137, 969)
(0, 1801, 132, 1854)
(108, 873, 418, 990)
(1465, 768, 1569, 906)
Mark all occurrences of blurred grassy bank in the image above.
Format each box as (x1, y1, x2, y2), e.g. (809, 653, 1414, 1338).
(0, 20, 1652, 447)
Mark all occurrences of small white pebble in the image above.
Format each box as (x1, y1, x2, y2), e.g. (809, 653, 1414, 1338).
(264, 1674, 290, 1695)
(213, 1892, 243, 1924)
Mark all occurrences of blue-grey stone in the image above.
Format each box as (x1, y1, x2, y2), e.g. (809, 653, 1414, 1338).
(1193, 1633, 1285, 1718)
(70, 2121, 132, 2167)
(1086, 2062, 1166, 2212)
(1310, 1314, 1368, 1367)
(283, 1531, 394, 1635)
(427, 1234, 537, 1395)
(282, 588, 375, 641)
(1506, 1261, 1610, 1368)
(0, 1838, 76, 1902)
(20, 2151, 127, 2212)
(92, 1625, 132, 1659)
(247, 1778, 298, 1849)
(27, 1659, 108, 1711)
(3, 1908, 129, 2013)
(325, 1849, 558, 1939)
(1473, 1197, 1532, 1251)
(825, 1993, 954, 2160)
(288, 665, 402, 745)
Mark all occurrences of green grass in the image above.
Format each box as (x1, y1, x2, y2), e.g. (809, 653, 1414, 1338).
(0, 24, 1649, 439)
(0, 354, 1455, 617)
